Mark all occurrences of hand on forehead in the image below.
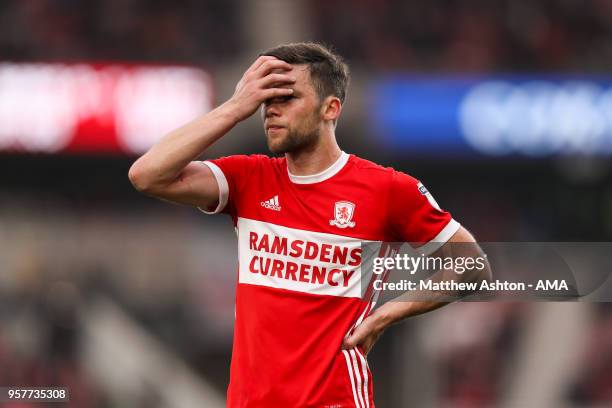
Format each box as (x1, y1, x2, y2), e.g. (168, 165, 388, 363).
(270, 64, 307, 75)
(271, 65, 311, 91)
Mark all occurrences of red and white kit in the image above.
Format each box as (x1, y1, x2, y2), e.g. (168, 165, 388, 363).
(201, 152, 459, 408)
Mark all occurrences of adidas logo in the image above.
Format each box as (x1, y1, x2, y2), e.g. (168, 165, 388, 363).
(261, 195, 281, 211)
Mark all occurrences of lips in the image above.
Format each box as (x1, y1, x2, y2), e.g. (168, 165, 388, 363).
(266, 124, 285, 131)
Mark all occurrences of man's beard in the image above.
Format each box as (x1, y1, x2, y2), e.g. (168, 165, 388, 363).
(267, 120, 320, 154)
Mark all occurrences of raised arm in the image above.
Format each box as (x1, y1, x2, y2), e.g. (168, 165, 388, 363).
(128, 56, 296, 209)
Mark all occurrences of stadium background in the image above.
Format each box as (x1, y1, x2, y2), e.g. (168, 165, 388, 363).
(1, 0, 611, 407)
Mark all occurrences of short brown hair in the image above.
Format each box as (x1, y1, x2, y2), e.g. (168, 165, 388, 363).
(261, 42, 350, 104)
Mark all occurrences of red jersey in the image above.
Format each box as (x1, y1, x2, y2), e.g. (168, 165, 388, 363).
(200, 152, 459, 408)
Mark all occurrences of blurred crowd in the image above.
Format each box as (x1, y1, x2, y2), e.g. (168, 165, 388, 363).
(0, 197, 239, 404)
(423, 302, 526, 407)
(0, 266, 103, 408)
(1, 196, 611, 407)
(310, 0, 612, 72)
(2, 0, 612, 407)
(0, 0, 243, 65)
(570, 304, 612, 405)
(3, 0, 612, 73)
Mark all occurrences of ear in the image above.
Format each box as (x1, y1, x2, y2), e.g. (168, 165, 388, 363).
(321, 96, 342, 122)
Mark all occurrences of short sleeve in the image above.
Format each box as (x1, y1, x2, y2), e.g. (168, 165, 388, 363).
(388, 171, 460, 254)
(198, 155, 262, 217)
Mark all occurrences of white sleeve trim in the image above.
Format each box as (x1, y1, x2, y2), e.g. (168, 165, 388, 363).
(198, 161, 229, 215)
(416, 218, 461, 256)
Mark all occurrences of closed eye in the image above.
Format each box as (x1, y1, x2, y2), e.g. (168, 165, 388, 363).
(265, 95, 294, 105)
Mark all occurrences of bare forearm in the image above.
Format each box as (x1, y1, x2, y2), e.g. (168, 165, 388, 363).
(373, 241, 492, 329)
(129, 56, 295, 194)
(129, 100, 240, 190)
(342, 228, 492, 354)
(374, 299, 449, 329)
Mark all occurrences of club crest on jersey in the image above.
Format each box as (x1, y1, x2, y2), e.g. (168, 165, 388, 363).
(329, 201, 356, 229)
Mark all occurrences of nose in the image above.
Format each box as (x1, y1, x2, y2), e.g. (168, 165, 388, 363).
(263, 100, 281, 119)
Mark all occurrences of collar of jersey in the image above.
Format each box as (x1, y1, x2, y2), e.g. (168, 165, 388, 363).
(287, 151, 349, 184)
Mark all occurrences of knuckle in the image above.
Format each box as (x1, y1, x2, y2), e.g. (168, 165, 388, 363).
(263, 59, 282, 69)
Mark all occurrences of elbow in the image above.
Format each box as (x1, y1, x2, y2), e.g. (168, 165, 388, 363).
(479, 251, 493, 283)
(128, 161, 155, 193)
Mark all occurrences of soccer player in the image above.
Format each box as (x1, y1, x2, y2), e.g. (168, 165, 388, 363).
(128, 42, 489, 408)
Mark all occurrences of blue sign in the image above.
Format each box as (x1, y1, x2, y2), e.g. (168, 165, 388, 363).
(369, 76, 612, 157)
